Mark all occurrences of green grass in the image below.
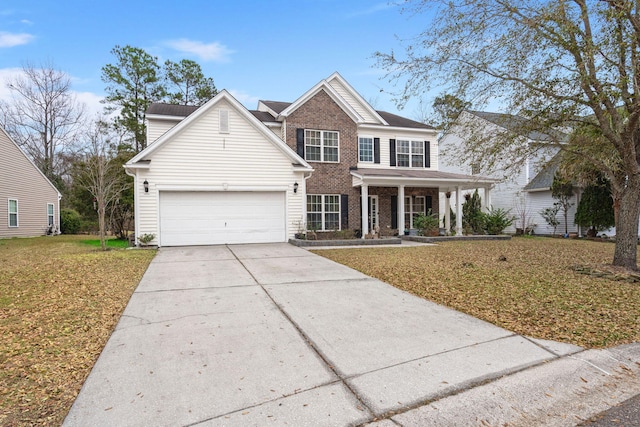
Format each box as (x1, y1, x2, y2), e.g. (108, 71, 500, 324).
(80, 237, 130, 249)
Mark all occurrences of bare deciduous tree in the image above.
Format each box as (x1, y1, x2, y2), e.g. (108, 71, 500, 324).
(377, 0, 640, 269)
(0, 61, 85, 182)
(73, 118, 130, 250)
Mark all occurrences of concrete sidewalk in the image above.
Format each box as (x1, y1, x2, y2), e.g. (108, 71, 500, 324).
(64, 243, 640, 426)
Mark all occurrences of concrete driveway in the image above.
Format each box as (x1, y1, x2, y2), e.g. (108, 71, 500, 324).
(64, 243, 583, 426)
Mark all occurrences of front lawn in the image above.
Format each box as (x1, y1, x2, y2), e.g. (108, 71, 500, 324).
(315, 237, 640, 349)
(0, 235, 155, 426)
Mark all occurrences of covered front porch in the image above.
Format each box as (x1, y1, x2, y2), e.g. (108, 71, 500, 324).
(351, 169, 499, 237)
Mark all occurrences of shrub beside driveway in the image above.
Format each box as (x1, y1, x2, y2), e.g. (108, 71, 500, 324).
(315, 237, 640, 349)
(0, 235, 155, 427)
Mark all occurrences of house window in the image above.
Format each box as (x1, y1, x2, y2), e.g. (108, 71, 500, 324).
(404, 196, 426, 229)
(471, 162, 480, 175)
(8, 199, 18, 227)
(47, 203, 54, 227)
(359, 137, 373, 162)
(307, 194, 340, 231)
(396, 139, 426, 167)
(305, 130, 339, 162)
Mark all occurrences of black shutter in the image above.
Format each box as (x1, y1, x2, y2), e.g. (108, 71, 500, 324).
(425, 141, 431, 168)
(391, 195, 398, 229)
(341, 194, 349, 230)
(390, 139, 396, 166)
(426, 195, 433, 214)
(374, 137, 380, 164)
(296, 129, 305, 158)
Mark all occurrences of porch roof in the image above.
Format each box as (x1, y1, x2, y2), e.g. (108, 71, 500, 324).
(350, 168, 500, 191)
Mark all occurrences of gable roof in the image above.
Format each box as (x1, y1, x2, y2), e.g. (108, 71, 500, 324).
(146, 103, 198, 117)
(278, 78, 365, 123)
(0, 126, 61, 197)
(466, 110, 567, 142)
(376, 111, 434, 130)
(523, 151, 563, 191)
(128, 90, 311, 170)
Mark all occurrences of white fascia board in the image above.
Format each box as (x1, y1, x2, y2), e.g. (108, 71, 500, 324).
(359, 123, 439, 135)
(278, 81, 365, 124)
(326, 72, 388, 125)
(156, 184, 290, 192)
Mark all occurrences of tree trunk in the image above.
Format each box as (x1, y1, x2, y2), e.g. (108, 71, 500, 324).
(98, 203, 107, 251)
(612, 176, 640, 270)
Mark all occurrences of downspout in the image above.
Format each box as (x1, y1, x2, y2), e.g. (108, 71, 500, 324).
(57, 192, 62, 235)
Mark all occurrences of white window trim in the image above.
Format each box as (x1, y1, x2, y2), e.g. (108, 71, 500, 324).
(8, 198, 18, 227)
(358, 135, 374, 163)
(404, 196, 426, 229)
(307, 194, 341, 231)
(396, 139, 426, 168)
(305, 129, 340, 163)
(47, 203, 55, 227)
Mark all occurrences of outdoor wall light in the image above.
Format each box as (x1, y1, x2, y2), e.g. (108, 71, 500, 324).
(143, 180, 149, 193)
(293, 182, 299, 193)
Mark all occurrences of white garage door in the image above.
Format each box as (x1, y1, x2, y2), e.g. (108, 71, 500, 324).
(159, 191, 286, 246)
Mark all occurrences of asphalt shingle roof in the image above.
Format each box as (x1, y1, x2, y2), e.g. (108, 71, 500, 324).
(467, 110, 567, 142)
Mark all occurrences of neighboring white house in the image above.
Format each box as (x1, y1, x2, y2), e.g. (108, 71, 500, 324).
(0, 126, 61, 238)
(439, 110, 581, 235)
(124, 90, 313, 247)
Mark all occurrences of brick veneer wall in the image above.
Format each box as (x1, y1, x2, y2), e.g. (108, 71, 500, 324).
(284, 90, 362, 230)
(283, 89, 440, 233)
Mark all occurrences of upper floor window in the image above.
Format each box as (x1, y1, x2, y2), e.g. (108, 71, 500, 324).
(305, 130, 339, 162)
(391, 139, 430, 168)
(359, 137, 373, 162)
(397, 140, 425, 167)
(8, 199, 18, 227)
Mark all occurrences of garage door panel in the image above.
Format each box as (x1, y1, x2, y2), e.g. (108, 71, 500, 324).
(159, 192, 286, 246)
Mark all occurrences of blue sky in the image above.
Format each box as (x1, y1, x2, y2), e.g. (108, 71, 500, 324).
(0, 1, 437, 120)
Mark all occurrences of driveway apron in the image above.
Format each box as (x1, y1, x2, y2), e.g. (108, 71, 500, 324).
(64, 243, 569, 427)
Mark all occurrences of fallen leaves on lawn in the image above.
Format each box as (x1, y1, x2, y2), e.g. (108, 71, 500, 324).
(0, 235, 155, 426)
(314, 237, 640, 349)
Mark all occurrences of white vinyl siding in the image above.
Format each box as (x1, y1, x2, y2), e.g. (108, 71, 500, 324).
(307, 194, 340, 231)
(8, 199, 18, 227)
(147, 118, 180, 145)
(328, 78, 380, 123)
(135, 99, 306, 244)
(304, 130, 339, 163)
(355, 128, 439, 170)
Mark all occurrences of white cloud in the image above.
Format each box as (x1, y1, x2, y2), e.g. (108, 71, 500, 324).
(165, 38, 233, 62)
(0, 68, 105, 119)
(20, 19, 33, 25)
(348, 3, 394, 17)
(0, 31, 34, 48)
(228, 89, 260, 108)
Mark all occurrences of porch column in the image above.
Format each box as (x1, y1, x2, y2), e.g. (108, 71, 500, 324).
(484, 186, 491, 212)
(455, 186, 463, 235)
(445, 192, 451, 236)
(361, 184, 369, 238)
(398, 185, 405, 234)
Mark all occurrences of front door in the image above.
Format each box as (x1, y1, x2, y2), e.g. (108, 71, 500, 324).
(368, 195, 379, 232)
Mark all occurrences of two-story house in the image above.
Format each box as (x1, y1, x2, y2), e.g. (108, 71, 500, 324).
(126, 73, 495, 246)
(439, 110, 582, 235)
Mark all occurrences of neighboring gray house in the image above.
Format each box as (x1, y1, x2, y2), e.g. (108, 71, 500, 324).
(0, 126, 61, 238)
(439, 110, 581, 235)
